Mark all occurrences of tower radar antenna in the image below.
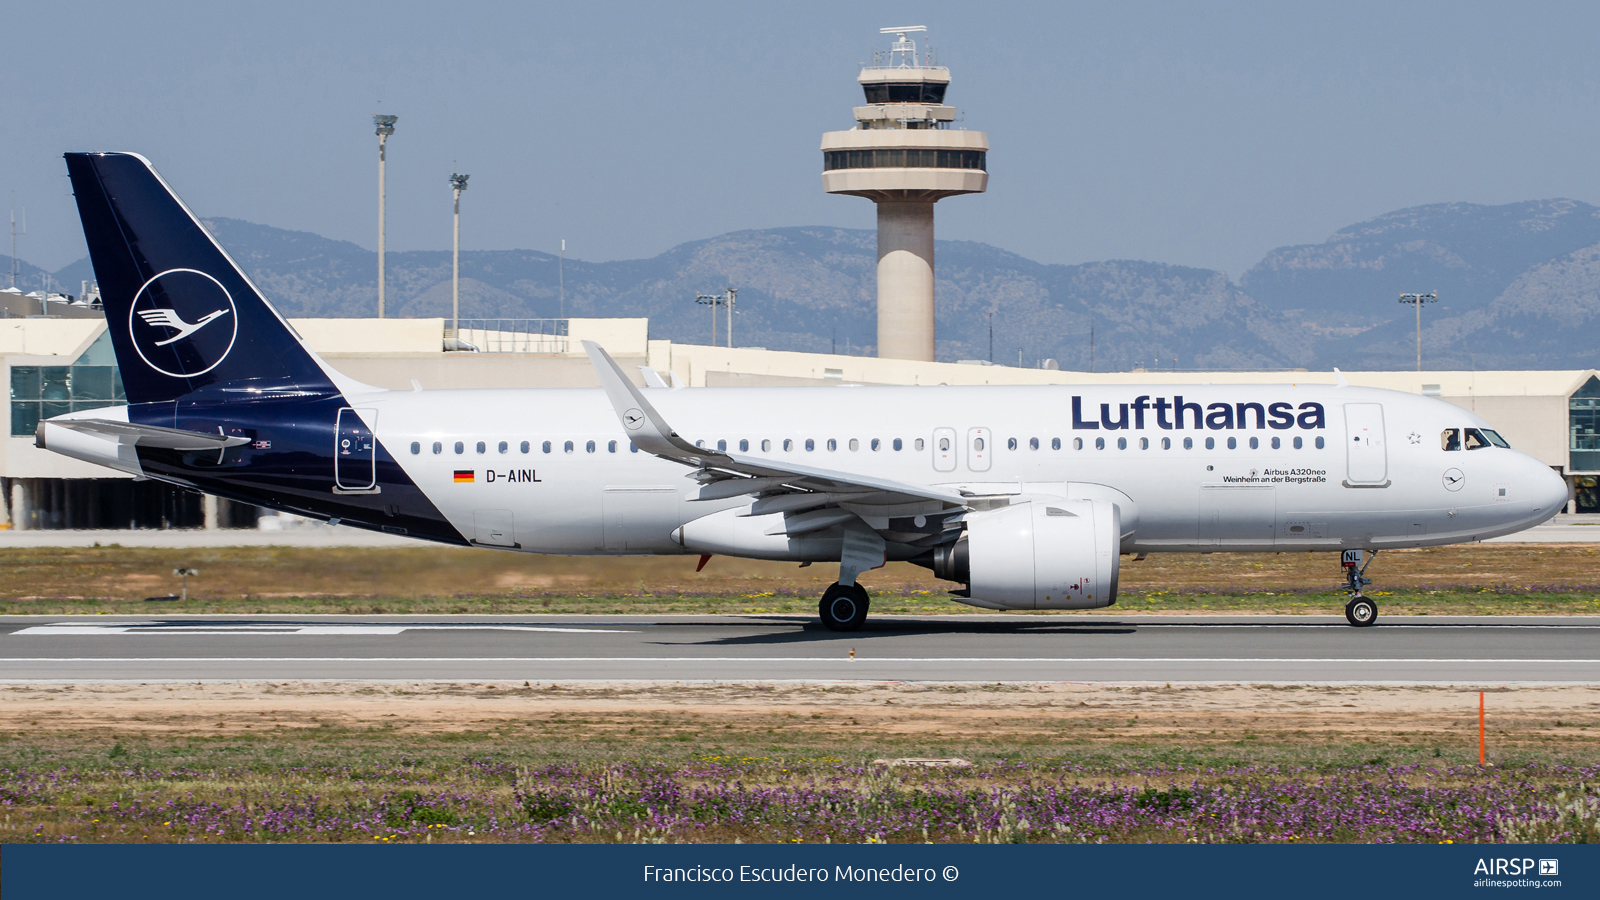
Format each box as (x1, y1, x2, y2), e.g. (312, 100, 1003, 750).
(879, 25, 926, 67)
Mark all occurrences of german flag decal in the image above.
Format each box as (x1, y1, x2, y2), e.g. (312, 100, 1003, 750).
(453, 470, 475, 483)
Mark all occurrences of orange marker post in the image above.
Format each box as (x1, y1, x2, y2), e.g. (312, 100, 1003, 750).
(1479, 691, 1486, 766)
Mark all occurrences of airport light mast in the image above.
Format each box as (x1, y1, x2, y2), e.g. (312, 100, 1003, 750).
(1398, 291, 1438, 372)
(821, 26, 988, 361)
(451, 172, 469, 336)
(373, 114, 398, 318)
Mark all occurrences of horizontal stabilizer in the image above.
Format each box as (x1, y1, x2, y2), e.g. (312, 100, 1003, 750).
(39, 418, 250, 451)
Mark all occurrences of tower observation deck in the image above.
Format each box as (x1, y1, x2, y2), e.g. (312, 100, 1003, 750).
(822, 26, 988, 361)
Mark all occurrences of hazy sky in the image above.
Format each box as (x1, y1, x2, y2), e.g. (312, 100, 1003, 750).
(6, 1, 1600, 278)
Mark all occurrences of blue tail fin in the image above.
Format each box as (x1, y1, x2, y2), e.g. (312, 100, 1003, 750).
(64, 152, 339, 405)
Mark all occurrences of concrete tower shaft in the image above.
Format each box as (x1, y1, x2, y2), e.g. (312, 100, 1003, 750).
(821, 26, 988, 361)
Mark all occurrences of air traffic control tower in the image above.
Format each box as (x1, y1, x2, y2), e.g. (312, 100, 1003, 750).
(822, 26, 988, 361)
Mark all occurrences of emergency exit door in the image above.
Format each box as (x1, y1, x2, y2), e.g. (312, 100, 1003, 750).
(335, 408, 377, 491)
(1344, 403, 1388, 485)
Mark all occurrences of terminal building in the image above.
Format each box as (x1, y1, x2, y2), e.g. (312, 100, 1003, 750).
(2, 314, 1596, 529)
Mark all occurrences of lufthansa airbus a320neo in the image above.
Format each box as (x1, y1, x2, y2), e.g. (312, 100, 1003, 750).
(37, 153, 1570, 629)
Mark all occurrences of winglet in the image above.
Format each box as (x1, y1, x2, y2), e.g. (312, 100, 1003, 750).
(1333, 367, 1349, 388)
(583, 340, 725, 463)
(638, 366, 669, 388)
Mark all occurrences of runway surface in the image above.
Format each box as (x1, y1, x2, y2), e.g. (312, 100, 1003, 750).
(2, 613, 1597, 684)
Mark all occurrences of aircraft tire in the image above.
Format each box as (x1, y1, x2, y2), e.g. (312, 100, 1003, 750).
(819, 583, 870, 632)
(1344, 597, 1378, 627)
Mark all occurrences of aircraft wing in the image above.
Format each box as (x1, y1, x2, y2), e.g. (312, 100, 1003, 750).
(42, 418, 251, 451)
(583, 341, 970, 546)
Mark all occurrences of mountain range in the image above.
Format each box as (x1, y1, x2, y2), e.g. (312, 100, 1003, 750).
(9, 198, 1600, 371)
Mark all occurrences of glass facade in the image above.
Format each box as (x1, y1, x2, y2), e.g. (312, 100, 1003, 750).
(862, 82, 947, 104)
(1571, 376, 1600, 473)
(9, 331, 125, 436)
(823, 148, 986, 172)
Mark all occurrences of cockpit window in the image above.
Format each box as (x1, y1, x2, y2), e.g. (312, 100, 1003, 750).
(1464, 427, 1493, 450)
(1481, 429, 1510, 448)
(1441, 428, 1461, 451)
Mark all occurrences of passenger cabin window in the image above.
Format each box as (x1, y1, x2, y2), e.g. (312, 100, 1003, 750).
(893, 438, 903, 451)
(1293, 436, 1303, 450)
(1161, 437, 1171, 450)
(1095, 437, 1105, 450)
(716, 440, 727, 452)
(498, 441, 508, 453)
(1270, 437, 1279, 449)
(784, 439, 794, 451)
(1007, 438, 1018, 451)
(871, 439, 880, 451)
(805, 439, 815, 451)
(432, 441, 443, 454)
(1184, 437, 1194, 450)
(1205, 437, 1215, 450)
(1139, 437, 1149, 450)
(542, 441, 552, 453)
(608, 440, 617, 453)
(825, 439, 836, 451)
(739, 439, 749, 452)
(914, 438, 924, 451)
(410, 442, 420, 455)
(476, 441, 486, 454)
(1315, 437, 1325, 449)
(1226, 437, 1237, 450)
(521, 441, 530, 453)
(849, 438, 859, 451)
(1051, 438, 1060, 450)
(586, 440, 596, 453)
(1073, 437, 1083, 450)
(761, 439, 772, 452)
(1442, 428, 1462, 451)
(564, 441, 574, 453)
(1116, 437, 1127, 450)
(454, 441, 464, 454)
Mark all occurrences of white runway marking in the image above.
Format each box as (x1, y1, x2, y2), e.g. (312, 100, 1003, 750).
(10, 624, 634, 636)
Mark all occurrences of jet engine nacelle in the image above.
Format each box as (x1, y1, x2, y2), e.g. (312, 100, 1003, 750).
(936, 498, 1120, 610)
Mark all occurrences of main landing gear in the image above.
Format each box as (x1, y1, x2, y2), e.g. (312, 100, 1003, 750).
(819, 582, 870, 632)
(1341, 549, 1379, 627)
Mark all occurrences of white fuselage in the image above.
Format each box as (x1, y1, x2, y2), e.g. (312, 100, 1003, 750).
(353, 382, 1569, 557)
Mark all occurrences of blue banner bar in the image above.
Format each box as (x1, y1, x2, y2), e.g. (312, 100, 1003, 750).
(3, 844, 1592, 899)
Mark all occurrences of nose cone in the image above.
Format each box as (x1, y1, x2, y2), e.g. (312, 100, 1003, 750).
(1535, 465, 1570, 520)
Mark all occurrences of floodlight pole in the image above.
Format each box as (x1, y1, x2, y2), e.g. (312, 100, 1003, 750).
(373, 114, 398, 318)
(8, 200, 22, 290)
(1398, 291, 1438, 372)
(450, 173, 469, 336)
(724, 288, 737, 348)
(695, 292, 723, 346)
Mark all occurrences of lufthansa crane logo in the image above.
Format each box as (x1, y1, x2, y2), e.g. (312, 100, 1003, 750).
(128, 268, 238, 378)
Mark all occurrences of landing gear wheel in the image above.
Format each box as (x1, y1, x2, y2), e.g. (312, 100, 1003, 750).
(1345, 597, 1378, 627)
(819, 582, 870, 632)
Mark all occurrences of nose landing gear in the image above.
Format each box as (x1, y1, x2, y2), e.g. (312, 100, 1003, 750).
(1341, 549, 1379, 627)
(819, 582, 870, 631)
